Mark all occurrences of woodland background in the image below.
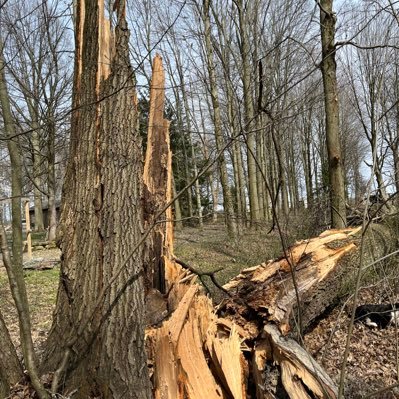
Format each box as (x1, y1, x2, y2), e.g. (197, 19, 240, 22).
(0, 0, 399, 398)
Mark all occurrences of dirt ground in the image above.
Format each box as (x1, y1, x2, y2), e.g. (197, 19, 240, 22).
(1, 223, 399, 398)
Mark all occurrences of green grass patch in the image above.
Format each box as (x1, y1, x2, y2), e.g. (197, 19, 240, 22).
(0, 266, 60, 333)
(31, 231, 47, 242)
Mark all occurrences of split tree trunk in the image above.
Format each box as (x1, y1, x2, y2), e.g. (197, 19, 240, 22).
(40, 2, 152, 397)
(143, 53, 172, 293)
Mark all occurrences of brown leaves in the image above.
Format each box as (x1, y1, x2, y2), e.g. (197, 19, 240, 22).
(7, 373, 52, 399)
(304, 295, 399, 397)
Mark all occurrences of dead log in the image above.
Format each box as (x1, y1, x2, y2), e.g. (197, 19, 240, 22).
(23, 258, 60, 270)
(222, 225, 397, 336)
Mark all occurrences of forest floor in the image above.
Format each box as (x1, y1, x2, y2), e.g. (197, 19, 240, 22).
(0, 222, 399, 398)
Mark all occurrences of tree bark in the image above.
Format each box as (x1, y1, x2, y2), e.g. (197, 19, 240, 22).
(40, 2, 152, 397)
(46, 114, 57, 242)
(0, 313, 23, 398)
(29, 118, 45, 232)
(319, 0, 347, 228)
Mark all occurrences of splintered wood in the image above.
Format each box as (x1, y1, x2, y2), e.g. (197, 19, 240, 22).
(151, 285, 245, 399)
(143, 54, 177, 292)
(148, 227, 369, 398)
(223, 227, 361, 335)
(144, 55, 367, 399)
(265, 324, 337, 398)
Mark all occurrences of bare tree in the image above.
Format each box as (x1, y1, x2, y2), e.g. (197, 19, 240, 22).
(200, 0, 237, 236)
(0, 39, 49, 399)
(319, 0, 347, 228)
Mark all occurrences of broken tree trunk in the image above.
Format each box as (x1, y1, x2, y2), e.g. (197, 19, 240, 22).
(140, 43, 398, 399)
(40, 2, 152, 397)
(222, 225, 396, 336)
(148, 223, 398, 398)
(143, 54, 174, 294)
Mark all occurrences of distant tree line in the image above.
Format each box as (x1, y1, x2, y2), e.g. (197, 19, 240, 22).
(0, 0, 398, 237)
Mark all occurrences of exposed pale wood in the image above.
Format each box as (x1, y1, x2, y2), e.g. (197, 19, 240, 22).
(98, 0, 112, 80)
(153, 329, 180, 399)
(252, 339, 274, 399)
(152, 289, 223, 399)
(206, 325, 247, 399)
(223, 227, 361, 334)
(216, 317, 250, 340)
(143, 54, 179, 292)
(149, 225, 399, 398)
(168, 284, 198, 343)
(280, 361, 312, 399)
(178, 311, 223, 399)
(265, 324, 337, 398)
(75, 0, 85, 82)
(151, 228, 365, 398)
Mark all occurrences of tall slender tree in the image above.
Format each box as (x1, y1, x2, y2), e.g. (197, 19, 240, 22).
(319, 0, 347, 228)
(201, 0, 237, 236)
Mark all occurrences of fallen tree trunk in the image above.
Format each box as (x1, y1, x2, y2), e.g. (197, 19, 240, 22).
(222, 224, 397, 336)
(148, 223, 398, 398)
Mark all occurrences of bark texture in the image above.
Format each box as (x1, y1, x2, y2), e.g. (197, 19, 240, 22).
(0, 314, 23, 398)
(41, 1, 151, 397)
(320, 0, 347, 228)
(31, 126, 45, 232)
